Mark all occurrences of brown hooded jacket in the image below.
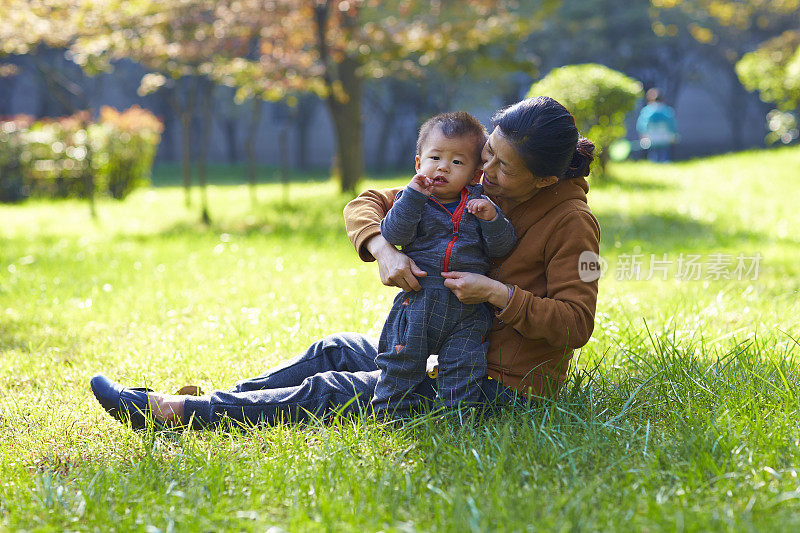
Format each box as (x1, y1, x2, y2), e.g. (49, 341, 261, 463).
(344, 177, 600, 395)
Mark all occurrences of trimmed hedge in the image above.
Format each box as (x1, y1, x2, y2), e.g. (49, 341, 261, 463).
(528, 64, 643, 176)
(0, 106, 162, 203)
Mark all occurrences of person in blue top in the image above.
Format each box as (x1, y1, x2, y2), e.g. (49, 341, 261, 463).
(636, 88, 678, 163)
(374, 111, 516, 416)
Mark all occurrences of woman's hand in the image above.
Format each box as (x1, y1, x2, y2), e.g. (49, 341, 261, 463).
(441, 271, 510, 307)
(366, 235, 427, 291)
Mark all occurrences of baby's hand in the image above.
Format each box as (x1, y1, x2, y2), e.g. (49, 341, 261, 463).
(467, 198, 497, 221)
(408, 173, 434, 196)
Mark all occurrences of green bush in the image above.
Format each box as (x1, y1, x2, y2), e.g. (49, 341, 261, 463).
(0, 106, 162, 203)
(736, 31, 800, 145)
(527, 64, 643, 176)
(23, 112, 93, 199)
(91, 106, 164, 199)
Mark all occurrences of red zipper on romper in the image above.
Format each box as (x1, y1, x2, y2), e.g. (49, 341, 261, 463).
(429, 187, 469, 273)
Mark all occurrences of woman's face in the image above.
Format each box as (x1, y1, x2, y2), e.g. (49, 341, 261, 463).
(480, 127, 555, 207)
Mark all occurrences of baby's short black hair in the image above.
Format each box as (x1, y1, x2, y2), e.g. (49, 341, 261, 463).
(416, 111, 488, 167)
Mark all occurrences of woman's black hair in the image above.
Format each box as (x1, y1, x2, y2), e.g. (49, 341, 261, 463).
(491, 96, 595, 180)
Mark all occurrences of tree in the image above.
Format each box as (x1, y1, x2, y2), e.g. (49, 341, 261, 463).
(0, 0, 101, 216)
(71, 0, 259, 224)
(527, 64, 643, 176)
(650, 0, 800, 148)
(736, 31, 800, 144)
(364, 39, 541, 173)
(66, 0, 549, 195)
(737, 31, 800, 113)
(213, 0, 547, 193)
(522, 0, 701, 106)
(1, 0, 79, 54)
(0, 0, 92, 113)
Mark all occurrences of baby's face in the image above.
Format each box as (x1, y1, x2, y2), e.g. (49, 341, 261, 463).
(415, 127, 481, 203)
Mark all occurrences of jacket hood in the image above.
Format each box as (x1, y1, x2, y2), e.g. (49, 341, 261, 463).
(501, 177, 590, 230)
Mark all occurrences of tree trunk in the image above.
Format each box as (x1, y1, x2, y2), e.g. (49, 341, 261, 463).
(294, 96, 317, 170)
(245, 97, 262, 205)
(84, 169, 96, 220)
(0, 68, 18, 115)
(314, 4, 363, 193)
(180, 109, 193, 207)
(440, 81, 456, 112)
(158, 87, 178, 161)
(727, 68, 748, 151)
(395, 127, 417, 170)
(197, 78, 213, 225)
(597, 150, 610, 179)
(172, 78, 197, 208)
(280, 121, 291, 203)
(32, 48, 83, 116)
(368, 81, 406, 173)
(82, 117, 96, 220)
(223, 117, 239, 163)
(374, 105, 397, 173)
(324, 56, 363, 193)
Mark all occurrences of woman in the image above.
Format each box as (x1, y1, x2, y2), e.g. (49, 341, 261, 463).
(90, 96, 600, 429)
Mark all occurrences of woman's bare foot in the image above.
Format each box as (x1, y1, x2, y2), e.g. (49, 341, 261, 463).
(147, 393, 187, 426)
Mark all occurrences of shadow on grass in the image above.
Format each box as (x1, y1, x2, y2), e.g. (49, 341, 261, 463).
(149, 163, 406, 188)
(17, 200, 761, 252)
(139, 206, 770, 252)
(130, 198, 352, 245)
(149, 163, 333, 188)
(597, 211, 766, 251)
(590, 171, 676, 192)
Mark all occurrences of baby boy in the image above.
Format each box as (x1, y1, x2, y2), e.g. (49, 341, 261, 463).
(373, 111, 516, 416)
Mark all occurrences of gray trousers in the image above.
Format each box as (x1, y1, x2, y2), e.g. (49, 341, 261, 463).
(372, 286, 492, 415)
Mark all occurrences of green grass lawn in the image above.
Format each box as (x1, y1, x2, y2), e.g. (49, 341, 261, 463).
(2, 147, 800, 531)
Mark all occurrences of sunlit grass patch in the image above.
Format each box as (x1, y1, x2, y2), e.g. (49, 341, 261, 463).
(1, 147, 800, 530)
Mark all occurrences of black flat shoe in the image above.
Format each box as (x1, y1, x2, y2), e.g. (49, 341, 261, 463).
(90, 373, 161, 430)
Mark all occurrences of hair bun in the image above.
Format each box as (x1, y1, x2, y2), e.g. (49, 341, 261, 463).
(564, 137, 595, 179)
